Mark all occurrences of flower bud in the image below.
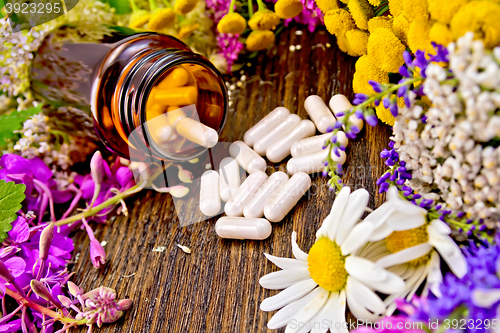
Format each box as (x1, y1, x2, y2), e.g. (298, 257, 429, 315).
(177, 166, 193, 183)
(30, 280, 62, 308)
(169, 185, 190, 198)
(90, 151, 104, 185)
(90, 239, 106, 269)
(68, 281, 83, 297)
(58, 294, 73, 307)
(39, 223, 54, 261)
(118, 299, 133, 310)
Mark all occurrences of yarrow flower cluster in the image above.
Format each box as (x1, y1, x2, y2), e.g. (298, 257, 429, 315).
(393, 33, 500, 230)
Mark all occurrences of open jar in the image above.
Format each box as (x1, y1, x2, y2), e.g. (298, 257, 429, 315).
(31, 24, 228, 162)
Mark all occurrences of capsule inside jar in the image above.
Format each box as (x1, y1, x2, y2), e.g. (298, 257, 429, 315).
(144, 64, 225, 158)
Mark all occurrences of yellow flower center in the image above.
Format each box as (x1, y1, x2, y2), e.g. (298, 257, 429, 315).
(307, 237, 348, 292)
(385, 225, 431, 266)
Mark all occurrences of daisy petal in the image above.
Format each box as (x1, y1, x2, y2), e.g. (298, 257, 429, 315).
(261, 279, 318, 311)
(387, 264, 410, 277)
(341, 223, 374, 255)
(388, 186, 427, 216)
(336, 189, 369, 245)
(364, 202, 394, 228)
(429, 219, 451, 234)
(401, 265, 417, 280)
(376, 243, 433, 268)
(309, 291, 347, 333)
(264, 253, 309, 270)
(317, 187, 351, 240)
(361, 269, 405, 294)
(347, 277, 386, 316)
(368, 222, 394, 242)
(425, 251, 442, 298)
(346, 279, 383, 322)
(472, 288, 500, 308)
(292, 231, 309, 262)
(427, 226, 467, 278)
(285, 288, 330, 333)
(268, 288, 322, 329)
(345, 256, 388, 283)
(387, 210, 426, 230)
(260, 269, 311, 290)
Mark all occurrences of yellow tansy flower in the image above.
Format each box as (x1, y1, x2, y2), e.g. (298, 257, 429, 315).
(402, 0, 429, 21)
(314, 0, 340, 13)
(367, 28, 405, 73)
(368, 0, 381, 5)
(246, 30, 276, 51)
(174, 0, 198, 14)
(388, 0, 403, 16)
(275, 0, 304, 19)
(375, 94, 404, 126)
(129, 11, 151, 28)
(248, 9, 281, 30)
(217, 12, 247, 35)
(148, 8, 176, 31)
(324, 8, 356, 36)
(393, 13, 410, 45)
(353, 55, 389, 95)
(348, 0, 374, 30)
(367, 16, 393, 33)
(450, 0, 500, 49)
(428, 0, 470, 25)
(408, 19, 434, 53)
(178, 23, 200, 39)
(345, 29, 369, 56)
(429, 22, 453, 47)
(336, 32, 350, 53)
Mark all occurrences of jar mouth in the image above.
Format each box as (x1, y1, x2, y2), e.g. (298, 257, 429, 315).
(120, 49, 228, 162)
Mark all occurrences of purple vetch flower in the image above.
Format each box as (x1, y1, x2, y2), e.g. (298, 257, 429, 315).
(399, 65, 412, 78)
(353, 93, 369, 105)
(365, 114, 378, 127)
(369, 80, 383, 93)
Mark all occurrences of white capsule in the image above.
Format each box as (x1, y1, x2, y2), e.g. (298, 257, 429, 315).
(219, 157, 241, 202)
(215, 217, 272, 240)
(199, 170, 221, 216)
(166, 108, 187, 128)
(291, 131, 348, 157)
(253, 114, 301, 155)
(329, 94, 364, 132)
(244, 107, 290, 147)
(225, 170, 268, 217)
(229, 141, 267, 173)
(266, 120, 316, 163)
(304, 95, 337, 133)
(243, 171, 289, 218)
(176, 117, 218, 148)
(155, 125, 173, 143)
(287, 149, 346, 175)
(264, 172, 311, 222)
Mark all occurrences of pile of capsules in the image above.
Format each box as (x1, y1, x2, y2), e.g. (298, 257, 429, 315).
(199, 94, 363, 240)
(146, 66, 219, 150)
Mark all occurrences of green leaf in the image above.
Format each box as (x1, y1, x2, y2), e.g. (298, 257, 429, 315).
(0, 104, 43, 146)
(0, 180, 26, 242)
(105, 0, 131, 14)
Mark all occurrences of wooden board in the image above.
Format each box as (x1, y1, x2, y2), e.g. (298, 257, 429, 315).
(72, 26, 391, 333)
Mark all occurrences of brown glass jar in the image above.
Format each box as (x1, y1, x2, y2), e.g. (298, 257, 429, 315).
(31, 24, 228, 162)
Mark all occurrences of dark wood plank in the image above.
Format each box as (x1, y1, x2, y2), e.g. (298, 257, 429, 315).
(72, 26, 391, 333)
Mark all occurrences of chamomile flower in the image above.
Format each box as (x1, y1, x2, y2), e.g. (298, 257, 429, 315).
(362, 187, 467, 311)
(259, 187, 405, 331)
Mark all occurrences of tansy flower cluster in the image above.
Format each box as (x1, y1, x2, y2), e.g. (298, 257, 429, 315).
(215, 0, 303, 54)
(319, 0, 500, 125)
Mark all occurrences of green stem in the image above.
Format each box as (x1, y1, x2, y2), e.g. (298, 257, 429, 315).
(255, 0, 266, 11)
(248, 0, 254, 17)
(228, 0, 237, 13)
(128, 0, 139, 12)
(148, 0, 157, 11)
(161, 0, 174, 9)
(6, 289, 86, 325)
(55, 163, 172, 227)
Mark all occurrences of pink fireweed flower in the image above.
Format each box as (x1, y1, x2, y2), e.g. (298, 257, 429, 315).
(78, 287, 132, 328)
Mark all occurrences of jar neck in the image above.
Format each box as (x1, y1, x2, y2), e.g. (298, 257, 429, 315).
(117, 49, 228, 162)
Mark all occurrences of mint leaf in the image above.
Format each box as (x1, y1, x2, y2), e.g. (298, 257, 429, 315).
(0, 180, 26, 242)
(0, 104, 43, 146)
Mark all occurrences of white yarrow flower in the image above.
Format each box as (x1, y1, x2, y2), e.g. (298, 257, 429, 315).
(259, 187, 405, 332)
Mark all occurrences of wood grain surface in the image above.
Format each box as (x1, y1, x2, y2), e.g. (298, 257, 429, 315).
(72, 26, 391, 333)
